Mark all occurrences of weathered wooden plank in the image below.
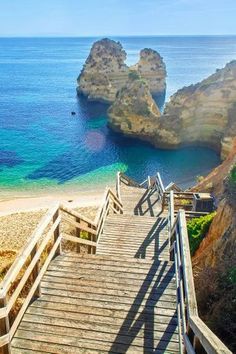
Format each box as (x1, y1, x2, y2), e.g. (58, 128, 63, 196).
(19, 321, 179, 345)
(59, 253, 172, 267)
(27, 298, 178, 328)
(42, 275, 176, 295)
(49, 260, 174, 277)
(12, 347, 52, 354)
(41, 280, 176, 304)
(40, 285, 177, 309)
(45, 270, 177, 290)
(22, 313, 178, 335)
(14, 329, 179, 352)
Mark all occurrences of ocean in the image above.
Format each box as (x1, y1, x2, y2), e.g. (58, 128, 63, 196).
(0, 36, 236, 196)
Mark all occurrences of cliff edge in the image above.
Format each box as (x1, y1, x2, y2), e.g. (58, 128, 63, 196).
(108, 60, 236, 159)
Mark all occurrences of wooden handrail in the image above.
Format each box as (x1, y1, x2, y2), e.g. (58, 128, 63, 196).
(95, 187, 123, 243)
(0, 204, 61, 352)
(60, 203, 97, 228)
(170, 209, 232, 354)
(119, 172, 142, 188)
(0, 204, 59, 298)
(116, 172, 122, 201)
(0, 186, 123, 352)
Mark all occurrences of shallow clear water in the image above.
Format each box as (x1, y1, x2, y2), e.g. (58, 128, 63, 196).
(0, 36, 236, 194)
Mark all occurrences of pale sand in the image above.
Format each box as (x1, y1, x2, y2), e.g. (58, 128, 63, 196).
(0, 191, 104, 217)
(0, 199, 99, 275)
(0, 188, 106, 275)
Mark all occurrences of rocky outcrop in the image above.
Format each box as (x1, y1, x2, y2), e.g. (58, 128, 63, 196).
(192, 138, 236, 267)
(77, 39, 166, 103)
(108, 73, 161, 139)
(161, 60, 236, 155)
(108, 60, 236, 159)
(191, 142, 236, 352)
(134, 48, 166, 94)
(77, 39, 129, 103)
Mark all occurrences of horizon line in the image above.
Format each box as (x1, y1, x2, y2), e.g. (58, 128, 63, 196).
(1, 34, 236, 38)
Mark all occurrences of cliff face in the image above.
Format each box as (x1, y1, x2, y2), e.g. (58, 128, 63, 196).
(77, 39, 166, 103)
(108, 60, 236, 158)
(161, 61, 236, 156)
(134, 48, 166, 94)
(77, 39, 129, 103)
(192, 143, 236, 351)
(108, 73, 161, 139)
(192, 139, 236, 268)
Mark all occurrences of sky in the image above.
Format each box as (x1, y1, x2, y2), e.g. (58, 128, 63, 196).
(0, 0, 236, 37)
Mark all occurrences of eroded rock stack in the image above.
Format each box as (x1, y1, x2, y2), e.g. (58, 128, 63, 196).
(134, 48, 166, 94)
(108, 60, 236, 159)
(77, 38, 166, 103)
(108, 72, 161, 139)
(161, 60, 236, 157)
(77, 39, 129, 103)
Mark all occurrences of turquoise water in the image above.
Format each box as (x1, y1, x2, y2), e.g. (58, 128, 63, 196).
(0, 36, 236, 194)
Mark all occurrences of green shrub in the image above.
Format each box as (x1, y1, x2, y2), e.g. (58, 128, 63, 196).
(80, 230, 89, 239)
(128, 70, 140, 81)
(187, 213, 216, 256)
(227, 267, 236, 285)
(229, 164, 236, 190)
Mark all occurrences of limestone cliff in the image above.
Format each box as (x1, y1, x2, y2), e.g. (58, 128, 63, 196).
(107, 73, 161, 140)
(77, 38, 129, 103)
(191, 143, 236, 351)
(161, 60, 236, 156)
(108, 60, 236, 159)
(77, 39, 166, 103)
(192, 138, 236, 268)
(132, 48, 166, 94)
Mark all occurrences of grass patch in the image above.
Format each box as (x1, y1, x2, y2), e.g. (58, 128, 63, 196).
(229, 164, 236, 191)
(187, 213, 216, 256)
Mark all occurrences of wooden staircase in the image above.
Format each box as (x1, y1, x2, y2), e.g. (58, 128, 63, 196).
(0, 172, 232, 354)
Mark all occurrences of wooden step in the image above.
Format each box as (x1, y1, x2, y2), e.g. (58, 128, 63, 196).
(28, 299, 178, 324)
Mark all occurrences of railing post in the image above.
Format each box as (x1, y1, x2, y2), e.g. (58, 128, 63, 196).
(0, 297, 10, 354)
(31, 243, 41, 298)
(53, 209, 61, 257)
(75, 218, 81, 253)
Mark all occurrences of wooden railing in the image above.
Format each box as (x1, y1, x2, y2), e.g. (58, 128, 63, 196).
(118, 172, 143, 188)
(0, 205, 61, 354)
(95, 187, 123, 243)
(0, 189, 123, 353)
(168, 194, 232, 353)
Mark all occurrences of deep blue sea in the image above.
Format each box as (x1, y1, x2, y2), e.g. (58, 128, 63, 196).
(0, 36, 236, 196)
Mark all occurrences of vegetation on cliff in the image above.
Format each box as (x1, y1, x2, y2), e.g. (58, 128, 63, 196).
(187, 213, 216, 256)
(192, 151, 236, 352)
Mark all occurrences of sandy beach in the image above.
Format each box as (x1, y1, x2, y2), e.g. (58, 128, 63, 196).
(0, 190, 104, 216)
(0, 188, 105, 276)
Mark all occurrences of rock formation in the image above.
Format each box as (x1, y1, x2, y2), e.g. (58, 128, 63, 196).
(108, 72, 161, 140)
(77, 39, 129, 103)
(192, 137, 236, 267)
(133, 48, 166, 94)
(161, 60, 236, 157)
(108, 60, 236, 159)
(191, 141, 236, 351)
(77, 38, 166, 103)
